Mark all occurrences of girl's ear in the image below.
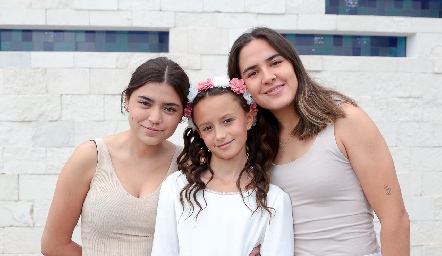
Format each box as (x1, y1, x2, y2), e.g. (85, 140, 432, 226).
(246, 108, 254, 130)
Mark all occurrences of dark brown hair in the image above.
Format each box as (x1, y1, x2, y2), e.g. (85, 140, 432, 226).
(121, 57, 190, 113)
(177, 87, 277, 219)
(228, 27, 357, 143)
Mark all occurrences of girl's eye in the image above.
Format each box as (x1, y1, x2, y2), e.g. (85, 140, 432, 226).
(202, 126, 212, 132)
(223, 118, 234, 125)
(247, 70, 258, 78)
(271, 60, 282, 66)
(140, 101, 151, 107)
(164, 107, 177, 113)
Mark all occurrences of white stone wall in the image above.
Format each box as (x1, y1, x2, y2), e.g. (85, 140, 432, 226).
(0, 0, 441, 255)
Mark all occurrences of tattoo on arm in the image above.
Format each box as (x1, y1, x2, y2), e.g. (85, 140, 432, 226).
(383, 184, 392, 195)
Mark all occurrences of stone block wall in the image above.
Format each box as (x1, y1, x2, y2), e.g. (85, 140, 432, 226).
(1, 0, 441, 255)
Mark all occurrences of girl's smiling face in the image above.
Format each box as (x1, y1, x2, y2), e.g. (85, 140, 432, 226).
(193, 92, 253, 161)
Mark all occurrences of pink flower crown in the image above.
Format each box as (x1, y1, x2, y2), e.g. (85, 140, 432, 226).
(184, 76, 258, 129)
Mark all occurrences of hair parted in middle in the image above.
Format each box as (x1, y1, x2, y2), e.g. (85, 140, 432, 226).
(227, 27, 357, 145)
(177, 76, 277, 220)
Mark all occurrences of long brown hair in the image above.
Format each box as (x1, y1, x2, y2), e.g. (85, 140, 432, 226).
(177, 86, 278, 219)
(228, 27, 357, 142)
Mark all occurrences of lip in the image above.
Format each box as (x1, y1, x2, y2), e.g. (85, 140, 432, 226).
(141, 125, 161, 133)
(264, 85, 284, 95)
(216, 140, 233, 149)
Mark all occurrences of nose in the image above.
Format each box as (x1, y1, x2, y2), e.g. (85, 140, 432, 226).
(148, 107, 162, 124)
(215, 126, 227, 141)
(261, 68, 276, 85)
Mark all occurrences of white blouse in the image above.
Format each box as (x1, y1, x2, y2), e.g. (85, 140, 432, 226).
(152, 171, 294, 256)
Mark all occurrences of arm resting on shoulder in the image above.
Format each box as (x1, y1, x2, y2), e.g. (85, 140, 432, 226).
(335, 104, 410, 256)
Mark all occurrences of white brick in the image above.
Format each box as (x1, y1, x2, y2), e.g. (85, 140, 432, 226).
(116, 52, 159, 70)
(33, 199, 51, 227)
(74, 52, 117, 68)
(286, 0, 324, 14)
(397, 172, 421, 197)
(404, 197, 434, 221)
(298, 14, 336, 31)
(0, 227, 3, 253)
(46, 147, 74, 174)
(244, 0, 285, 14)
(0, 122, 32, 147)
(161, 0, 203, 12)
(358, 97, 387, 122)
(334, 72, 377, 97)
(398, 123, 434, 148)
(359, 57, 397, 72)
(322, 56, 361, 71)
(229, 28, 249, 50)
(387, 98, 423, 122)
(411, 221, 442, 246)
(118, 0, 160, 10)
(424, 247, 442, 256)
(75, 0, 117, 10)
(300, 55, 322, 71)
(31, 52, 74, 68)
(132, 11, 174, 28)
(203, 0, 244, 12)
(90, 10, 132, 27)
(410, 73, 442, 98)
(2, 68, 46, 94)
(19, 175, 58, 200)
(169, 122, 187, 146)
(436, 196, 442, 221)
(32, 121, 75, 147)
(0, 201, 33, 227)
(217, 13, 258, 29)
(3, 227, 44, 253)
(397, 58, 433, 73)
(422, 172, 442, 196)
(4, 147, 46, 174)
(410, 17, 442, 34)
(166, 54, 201, 70)
(201, 55, 227, 70)
(0, 69, 3, 93)
(0, 95, 61, 121)
(337, 15, 376, 32)
(0, 175, 18, 200)
(0, 147, 3, 174)
(410, 148, 442, 172)
(375, 16, 414, 33)
(1, 9, 45, 25)
(32, 0, 74, 9)
(62, 95, 104, 121)
(390, 147, 411, 173)
(423, 98, 442, 122)
(435, 59, 442, 73)
(175, 13, 216, 28)
(257, 14, 297, 31)
(0, 52, 31, 67)
(188, 28, 229, 54)
(169, 28, 188, 54)
(0, 0, 31, 8)
(46, 68, 89, 94)
(46, 9, 89, 26)
(75, 121, 126, 145)
(435, 123, 442, 147)
(104, 95, 127, 121)
(411, 246, 424, 256)
(90, 69, 131, 94)
(413, 33, 442, 58)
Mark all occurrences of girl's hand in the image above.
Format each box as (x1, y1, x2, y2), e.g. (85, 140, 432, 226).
(248, 244, 261, 256)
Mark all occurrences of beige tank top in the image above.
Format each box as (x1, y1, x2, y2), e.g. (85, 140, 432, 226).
(81, 138, 181, 256)
(270, 125, 380, 255)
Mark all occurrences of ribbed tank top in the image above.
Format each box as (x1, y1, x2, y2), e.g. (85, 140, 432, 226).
(270, 125, 380, 255)
(81, 138, 180, 256)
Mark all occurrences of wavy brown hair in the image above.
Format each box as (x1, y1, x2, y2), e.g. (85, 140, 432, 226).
(228, 27, 357, 148)
(177, 87, 278, 219)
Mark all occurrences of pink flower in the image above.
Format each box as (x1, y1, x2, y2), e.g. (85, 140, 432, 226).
(229, 78, 246, 94)
(250, 102, 258, 117)
(197, 78, 214, 92)
(184, 103, 192, 118)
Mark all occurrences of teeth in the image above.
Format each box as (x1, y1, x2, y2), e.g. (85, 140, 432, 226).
(267, 86, 280, 94)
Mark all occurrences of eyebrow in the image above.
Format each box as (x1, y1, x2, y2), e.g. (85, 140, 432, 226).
(242, 53, 281, 75)
(197, 113, 235, 128)
(138, 96, 181, 107)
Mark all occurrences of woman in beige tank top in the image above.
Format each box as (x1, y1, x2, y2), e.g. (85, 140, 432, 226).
(41, 57, 190, 255)
(228, 27, 410, 256)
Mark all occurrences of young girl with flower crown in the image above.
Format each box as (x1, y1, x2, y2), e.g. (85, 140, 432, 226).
(151, 76, 294, 256)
